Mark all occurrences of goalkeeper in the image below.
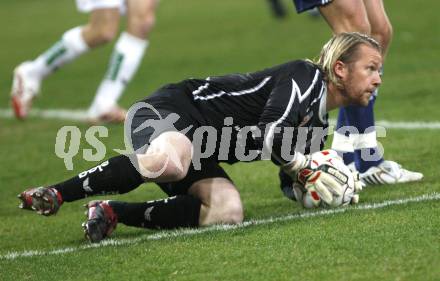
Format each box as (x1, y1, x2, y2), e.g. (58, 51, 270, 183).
(19, 32, 381, 243)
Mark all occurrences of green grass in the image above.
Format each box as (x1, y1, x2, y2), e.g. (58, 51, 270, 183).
(1, 0, 440, 280)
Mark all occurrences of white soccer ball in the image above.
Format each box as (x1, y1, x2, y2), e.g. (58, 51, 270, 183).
(297, 150, 358, 208)
(308, 149, 341, 169)
(303, 187, 322, 208)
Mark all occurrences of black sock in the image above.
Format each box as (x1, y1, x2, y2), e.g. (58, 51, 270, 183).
(109, 195, 201, 229)
(53, 155, 144, 202)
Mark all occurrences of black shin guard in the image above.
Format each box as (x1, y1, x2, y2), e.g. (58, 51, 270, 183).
(53, 155, 143, 202)
(109, 195, 202, 229)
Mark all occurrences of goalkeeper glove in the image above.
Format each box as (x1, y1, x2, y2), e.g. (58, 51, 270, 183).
(283, 150, 362, 208)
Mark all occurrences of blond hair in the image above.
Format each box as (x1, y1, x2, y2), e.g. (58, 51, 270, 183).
(315, 32, 381, 88)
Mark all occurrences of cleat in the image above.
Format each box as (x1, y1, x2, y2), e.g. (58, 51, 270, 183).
(17, 187, 63, 216)
(87, 105, 127, 125)
(83, 200, 118, 243)
(360, 160, 423, 186)
(10, 62, 41, 119)
(17, 193, 33, 210)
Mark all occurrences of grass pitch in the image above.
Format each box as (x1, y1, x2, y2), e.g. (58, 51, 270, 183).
(1, 0, 439, 280)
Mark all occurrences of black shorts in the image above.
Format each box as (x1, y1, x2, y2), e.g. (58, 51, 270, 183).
(128, 83, 232, 196)
(293, 0, 332, 13)
(158, 160, 232, 196)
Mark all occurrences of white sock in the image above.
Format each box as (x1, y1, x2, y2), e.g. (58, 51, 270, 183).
(27, 26, 89, 80)
(88, 32, 148, 118)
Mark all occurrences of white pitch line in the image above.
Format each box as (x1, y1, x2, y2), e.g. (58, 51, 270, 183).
(327, 119, 440, 130)
(360, 120, 440, 130)
(1, 108, 440, 129)
(1, 192, 439, 261)
(0, 108, 88, 121)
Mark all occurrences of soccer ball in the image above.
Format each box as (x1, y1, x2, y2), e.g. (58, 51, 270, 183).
(295, 150, 359, 208)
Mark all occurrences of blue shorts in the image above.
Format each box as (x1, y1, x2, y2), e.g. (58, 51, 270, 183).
(292, 0, 332, 13)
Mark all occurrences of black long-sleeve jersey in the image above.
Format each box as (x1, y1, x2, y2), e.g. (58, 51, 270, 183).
(146, 60, 329, 166)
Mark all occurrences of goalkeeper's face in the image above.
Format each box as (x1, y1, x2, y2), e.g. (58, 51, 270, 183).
(340, 44, 383, 106)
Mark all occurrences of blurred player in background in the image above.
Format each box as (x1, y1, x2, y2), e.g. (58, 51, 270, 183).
(267, 0, 320, 19)
(267, 0, 287, 18)
(291, 0, 423, 185)
(10, 0, 158, 123)
(18, 33, 376, 243)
